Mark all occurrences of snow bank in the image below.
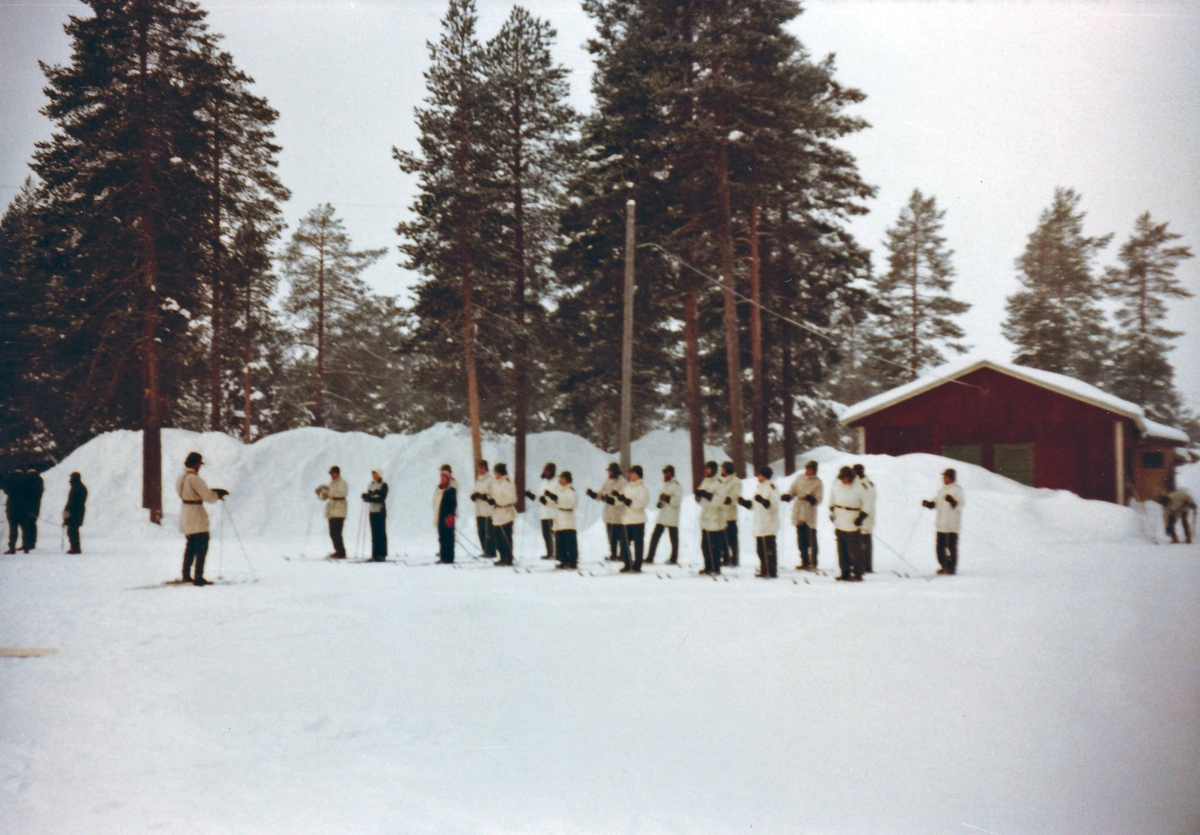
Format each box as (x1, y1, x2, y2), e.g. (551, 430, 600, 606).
(40, 425, 1147, 564)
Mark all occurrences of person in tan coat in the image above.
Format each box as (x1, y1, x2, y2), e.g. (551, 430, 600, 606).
(615, 465, 649, 572)
(177, 452, 227, 586)
(782, 460, 823, 570)
(315, 466, 349, 558)
(487, 463, 518, 566)
(587, 462, 627, 562)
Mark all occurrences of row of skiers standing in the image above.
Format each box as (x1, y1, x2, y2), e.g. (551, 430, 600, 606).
(2, 469, 88, 555)
(336, 457, 968, 579)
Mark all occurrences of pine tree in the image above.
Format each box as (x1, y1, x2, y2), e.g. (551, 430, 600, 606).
(34, 0, 220, 521)
(863, 189, 969, 387)
(396, 0, 493, 463)
(480, 6, 578, 508)
(1103, 212, 1194, 422)
(280, 204, 387, 428)
(1003, 188, 1113, 385)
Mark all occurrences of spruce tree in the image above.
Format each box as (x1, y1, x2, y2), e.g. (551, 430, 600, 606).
(396, 0, 493, 463)
(1103, 212, 1194, 422)
(34, 0, 219, 521)
(864, 189, 969, 386)
(1003, 188, 1113, 385)
(280, 204, 387, 428)
(480, 6, 578, 507)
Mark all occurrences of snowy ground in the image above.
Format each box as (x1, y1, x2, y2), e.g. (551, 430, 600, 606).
(2, 428, 1199, 834)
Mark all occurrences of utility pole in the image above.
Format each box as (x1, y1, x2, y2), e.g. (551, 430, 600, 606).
(619, 199, 635, 472)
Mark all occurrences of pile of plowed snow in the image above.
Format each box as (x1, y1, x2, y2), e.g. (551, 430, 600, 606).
(37, 424, 1153, 563)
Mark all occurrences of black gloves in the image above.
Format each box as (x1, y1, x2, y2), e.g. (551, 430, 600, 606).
(617, 494, 632, 506)
(854, 512, 867, 527)
(525, 490, 537, 501)
(658, 494, 670, 505)
(213, 488, 229, 499)
(737, 497, 752, 509)
(946, 496, 958, 508)
(656, 502, 663, 509)
(545, 491, 558, 502)
(486, 497, 497, 506)
(361, 492, 370, 501)
(538, 495, 547, 505)
(804, 495, 817, 506)
(754, 494, 769, 508)
(694, 490, 713, 501)
(604, 496, 616, 505)
(724, 497, 732, 505)
(470, 492, 481, 502)
(781, 494, 794, 503)
(586, 488, 598, 500)
(922, 500, 935, 509)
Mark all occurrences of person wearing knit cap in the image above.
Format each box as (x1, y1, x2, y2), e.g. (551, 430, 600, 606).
(739, 465, 779, 578)
(553, 471, 579, 569)
(852, 463, 876, 573)
(471, 460, 497, 558)
(362, 469, 389, 560)
(587, 462, 626, 562)
(718, 461, 741, 567)
(531, 462, 559, 560)
(923, 468, 965, 574)
(829, 465, 865, 582)
(615, 465, 649, 572)
(694, 461, 726, 575)
(434, 464, 457, 563)
(488, 463, 517, 566)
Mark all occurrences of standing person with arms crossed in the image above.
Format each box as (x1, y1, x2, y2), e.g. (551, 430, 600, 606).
(782, 460, 823, 571)
(647, 465, 682, 565)
(177, 452, 228, 586)
(552, 471, 579, 569)
(740, 465, 780, 578)
(470, 460, 496, 559)
(315, 466, 349, 559)
(362, 469, 389, 561)
(923, 468, 964, 574)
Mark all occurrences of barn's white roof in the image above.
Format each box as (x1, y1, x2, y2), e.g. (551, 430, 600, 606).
(839, 356, 1189, 444)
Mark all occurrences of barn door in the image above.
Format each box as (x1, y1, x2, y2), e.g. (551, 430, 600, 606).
(994, 443, 1035, 486)
(941, 444, 983, 468)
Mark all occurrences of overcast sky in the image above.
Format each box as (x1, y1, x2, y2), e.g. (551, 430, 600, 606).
(2, 0, 1198, 412)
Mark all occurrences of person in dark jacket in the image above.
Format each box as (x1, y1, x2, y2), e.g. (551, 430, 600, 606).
(3, 470, 25, 554)
(24, 468, 44, 552)
(435, 464, 458, 563)
(362, 469, 389, 561)
(63, 472, 88, 554)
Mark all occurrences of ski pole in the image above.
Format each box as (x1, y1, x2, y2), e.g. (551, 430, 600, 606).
(220, 500, 257, 578)
(873, 508, 931, 581)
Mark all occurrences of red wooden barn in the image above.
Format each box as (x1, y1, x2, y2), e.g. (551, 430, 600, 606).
(839, 357, 1190, 504)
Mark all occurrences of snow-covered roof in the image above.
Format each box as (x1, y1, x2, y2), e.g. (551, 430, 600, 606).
(1141, 417, 1190, 445)
(839, 356, 1188, 445)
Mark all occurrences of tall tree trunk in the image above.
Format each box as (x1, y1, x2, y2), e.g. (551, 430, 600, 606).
(684, 285, 705, 490)
(778, 205, 796, 475)
(748, 202, 766, 471)
(242, 267, 253, 444)
(209, 105, 223, 432)
(135, 0, 162, 524)
(459, 217, 482, 465)
(314, 226, 325, 427)
(714, 119, 746, 476)
(512, 131, 528, 513)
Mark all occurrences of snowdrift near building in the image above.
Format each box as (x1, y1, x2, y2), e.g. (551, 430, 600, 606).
(39, 424, 1151, 562)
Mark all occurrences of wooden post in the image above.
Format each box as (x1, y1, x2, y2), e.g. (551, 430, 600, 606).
(1114, 420, 1126, 505)
(620, 199, 635, 472)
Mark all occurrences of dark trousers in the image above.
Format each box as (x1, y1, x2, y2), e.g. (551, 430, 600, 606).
(1166, 513, 1193, 544)
(328, 518, 346, 557)
(477, 516, 496, 557)
(540, 519, 556, 559)
(183, 532, 210, 580)
(494, 522, 514, 565)
(606, 523, 621, 560)
(756, 535, 778, 577)
(647, 524, 678, 563)
(701, 528, 726, 574)
(66, 523, 81, 553)
(797, 523, 818, 568)
(6, 513, 19, 551)
(555, 529, 578, 567)
(620, 523, 645, 571)
(861, 533, 873, 573)
(936, 532, 958, 573)
(836, 529, 862, 579)
(369, 512, 388, 559)
(438, 522, 455, 563)
(25, 514, 38, 550)
(723, 520, 739, 566)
